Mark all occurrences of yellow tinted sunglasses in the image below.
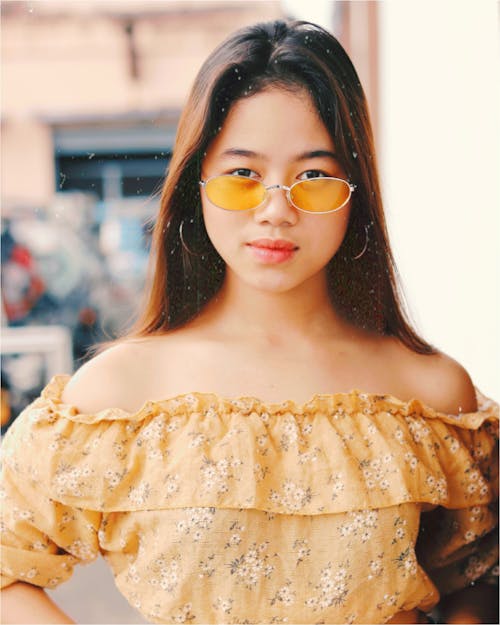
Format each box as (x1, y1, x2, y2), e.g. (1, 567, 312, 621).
(199, 175, 355, 214)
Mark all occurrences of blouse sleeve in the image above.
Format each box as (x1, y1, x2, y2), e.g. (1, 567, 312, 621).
(0, 392, 102, 590)
(416, 399, 499, 596)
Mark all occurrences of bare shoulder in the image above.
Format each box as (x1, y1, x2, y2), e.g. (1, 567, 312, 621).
(387, 338, 478, 414)
(61, 339, 157, 414)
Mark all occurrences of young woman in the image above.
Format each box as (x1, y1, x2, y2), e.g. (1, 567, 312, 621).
(1, 20, 497, 625)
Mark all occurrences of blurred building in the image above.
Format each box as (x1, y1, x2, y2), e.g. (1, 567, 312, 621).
(1, 0, 379, 429)
(1, 1, 286, 423)
(0, 2, 382, 622)
(2, 2, 498, 620)
(1, 1, 286, 207)
(1, 1, 377, 212)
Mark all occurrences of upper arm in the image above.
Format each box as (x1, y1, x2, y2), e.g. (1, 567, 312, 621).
(62, 342, 140, 414)
(403, 350, 478, 414)
(1, 582, 76, 623)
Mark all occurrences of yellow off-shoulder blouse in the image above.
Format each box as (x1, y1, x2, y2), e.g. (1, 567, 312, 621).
(1, 375, 498, 624)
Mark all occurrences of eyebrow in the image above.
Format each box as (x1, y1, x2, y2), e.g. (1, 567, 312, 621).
(220, 148, 338, 161)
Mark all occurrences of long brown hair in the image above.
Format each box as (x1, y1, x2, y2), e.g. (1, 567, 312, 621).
(128, 19, 435, 354)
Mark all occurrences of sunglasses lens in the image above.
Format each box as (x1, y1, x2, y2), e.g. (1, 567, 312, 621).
(290, 178, 351, 213)
(205, 176, 265, 211)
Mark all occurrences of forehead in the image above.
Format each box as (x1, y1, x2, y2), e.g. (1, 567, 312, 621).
(205, 87, 335, 161)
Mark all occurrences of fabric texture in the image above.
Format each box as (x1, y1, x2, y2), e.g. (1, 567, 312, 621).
(0, 375, 498, 624)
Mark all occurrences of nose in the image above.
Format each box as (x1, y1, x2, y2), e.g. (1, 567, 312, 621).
(254, 185, 298, 227)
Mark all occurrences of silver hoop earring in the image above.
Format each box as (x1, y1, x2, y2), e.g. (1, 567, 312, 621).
(179, 219, 200, 256)
(352, 224, 369, 260)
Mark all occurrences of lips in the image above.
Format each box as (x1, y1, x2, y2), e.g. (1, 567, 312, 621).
(246, 238, 299, 264)
(247, 238, 298, 251)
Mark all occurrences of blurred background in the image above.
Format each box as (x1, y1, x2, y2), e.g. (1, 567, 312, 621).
(1, 1, 498, 621)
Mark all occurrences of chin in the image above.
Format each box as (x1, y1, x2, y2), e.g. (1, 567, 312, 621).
(244, 272, 306, 294)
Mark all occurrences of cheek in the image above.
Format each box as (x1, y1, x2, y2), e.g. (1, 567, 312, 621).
(201, 200, 221, 243)
(310, 207, 351, 258)
(202, 200, 240, 254)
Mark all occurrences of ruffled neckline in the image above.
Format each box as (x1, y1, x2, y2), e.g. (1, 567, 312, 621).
(6, 374, 497, 513)
(42, 374, 498, 429)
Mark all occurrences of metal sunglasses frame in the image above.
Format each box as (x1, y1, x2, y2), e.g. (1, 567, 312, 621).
(199, 174, 356, 215)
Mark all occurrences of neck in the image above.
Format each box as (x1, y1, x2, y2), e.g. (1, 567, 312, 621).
(200, 269, 353, 342)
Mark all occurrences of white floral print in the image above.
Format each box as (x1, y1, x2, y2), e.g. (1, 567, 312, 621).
(128, 481, 151, 506)
(269, 479, 313, 512)
(270, 579, 296, 606)
(229, 541, 275, 589)
(200, 456, 243, 496)
(305, 561, 352, 610)
(176, 507, 215, 541)
(0, 375, 497, 625)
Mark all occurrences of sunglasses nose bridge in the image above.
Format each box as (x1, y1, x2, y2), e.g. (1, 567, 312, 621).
(262, 183, 293, 208)
(265, 183, 289, 192)
(254, 183, 297, 223)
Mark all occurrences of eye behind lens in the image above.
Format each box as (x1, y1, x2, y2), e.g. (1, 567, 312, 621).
(203, 175, 352, 213)
(205, 175, 266, 211)
(290, 177, 351, 213)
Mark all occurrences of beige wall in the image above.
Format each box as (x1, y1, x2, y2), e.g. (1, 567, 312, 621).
(1, 1, 283, 209)
(1, 117, 54, 207)
(378, 0, 499, 397)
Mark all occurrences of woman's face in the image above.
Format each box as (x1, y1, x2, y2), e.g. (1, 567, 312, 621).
(201, 86, 352, 294)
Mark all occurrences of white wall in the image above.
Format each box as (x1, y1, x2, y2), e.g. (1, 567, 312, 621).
(379, 0, 499, 397)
